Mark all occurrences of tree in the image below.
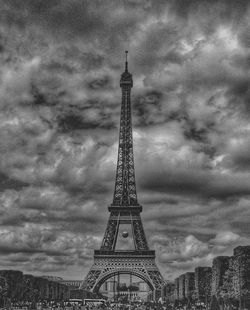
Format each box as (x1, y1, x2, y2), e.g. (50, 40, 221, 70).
(219, 266, 235, 309)
(23, 279, 40, 310)
(0, 276, 10, 309)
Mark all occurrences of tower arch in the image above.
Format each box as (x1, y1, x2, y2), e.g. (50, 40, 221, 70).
(93, 270, 154, 293)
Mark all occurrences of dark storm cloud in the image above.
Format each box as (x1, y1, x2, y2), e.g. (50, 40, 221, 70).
(57, 99, 119, 132)
(223, 136, 250, 171)
(87, 76, 113, 90)
(0, 245, 66, 256)
(0, 173, 28, 192)
(169, 0, 250, 27)
(45, 61, 76, 75)
(226, 80, 250, 115)
(58, 113, 99, 131)
(30, 84, 58, 107)
(1, 0, 102, 36)
(0, 219, 100, 272)
(0, 0, 143, 57)
(183, 125, 209, 143)
(133, 90, 164, 126)
(238, 25, 250, 48)
(140, 166, 250, 200)
(133, 21, 182, 74)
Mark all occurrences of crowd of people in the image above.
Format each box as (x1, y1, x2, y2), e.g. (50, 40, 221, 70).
(8, 301, 169, 310)
(5, 300, 228, 310)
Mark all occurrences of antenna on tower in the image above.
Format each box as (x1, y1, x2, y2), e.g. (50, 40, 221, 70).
(125, 51, 128, 72)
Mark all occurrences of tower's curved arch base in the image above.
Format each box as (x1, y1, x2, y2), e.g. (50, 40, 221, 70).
(94, 269, 154, 293)
(80, 256, 165, 301)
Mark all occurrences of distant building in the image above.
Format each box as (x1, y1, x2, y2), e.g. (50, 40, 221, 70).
(165, 246, 250, 307)
(41, 276, 63, 282)
(178, 274, 185, 300)
(0, 270, 70, 301)
(58, 279, 82, 289)
(174, 278, 179, 301)
(161, 282, 175, 302)
(231, 246, 250, 303)
(185, 272, 195, 300)
(132, 281, 149, 292)
(194, 267, 212, 302)
(0, 270, 23, 301)
(100, 280, 118, 298)
(211, 256, 230, 296)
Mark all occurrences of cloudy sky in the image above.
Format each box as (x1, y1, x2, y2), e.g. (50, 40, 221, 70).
(0, 0, 250, 282)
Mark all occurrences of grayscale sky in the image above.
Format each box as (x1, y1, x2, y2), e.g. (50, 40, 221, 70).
(0, 0, 250, 281)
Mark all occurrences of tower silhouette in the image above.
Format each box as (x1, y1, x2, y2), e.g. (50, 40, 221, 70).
(80, 52, 165, 299)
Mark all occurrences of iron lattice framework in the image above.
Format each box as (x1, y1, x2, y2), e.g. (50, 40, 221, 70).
(81, 52, 165, 300)
(113, 54, 137, 206)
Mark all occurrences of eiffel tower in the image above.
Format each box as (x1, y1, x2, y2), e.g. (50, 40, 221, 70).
(80, 52, 165, 300)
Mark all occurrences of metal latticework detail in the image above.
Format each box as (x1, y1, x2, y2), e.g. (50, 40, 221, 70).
(147, 271, 166, 290)
(82, 270, 102, 291)
(133, 216, 149, 250)
(80, 256, 165, 295)
(112, 63, 138, 206)
(100, 213, 119, 251)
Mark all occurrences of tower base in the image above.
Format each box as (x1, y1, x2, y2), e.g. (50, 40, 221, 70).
(80, 251, 165, 301)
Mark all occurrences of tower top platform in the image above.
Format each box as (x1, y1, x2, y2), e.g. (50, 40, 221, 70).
(120, 51, 133, 87)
